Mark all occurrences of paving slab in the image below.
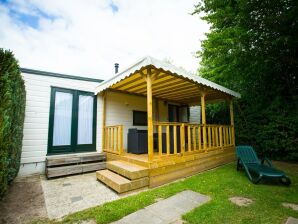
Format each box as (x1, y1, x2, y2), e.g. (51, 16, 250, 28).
(113, 190, 210, 224)
(286, 217, 298, 224)
(41, 173, 120, 219)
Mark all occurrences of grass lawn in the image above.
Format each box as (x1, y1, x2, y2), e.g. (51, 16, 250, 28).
(37, 161, 298, 224)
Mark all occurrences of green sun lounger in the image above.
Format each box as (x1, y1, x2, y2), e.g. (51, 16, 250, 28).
(236, 145, 291, 185)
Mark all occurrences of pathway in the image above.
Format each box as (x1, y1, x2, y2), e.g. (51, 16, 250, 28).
(113, 190, 210, 224)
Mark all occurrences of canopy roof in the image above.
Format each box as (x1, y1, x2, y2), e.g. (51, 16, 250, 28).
(95, 56, 240, 104)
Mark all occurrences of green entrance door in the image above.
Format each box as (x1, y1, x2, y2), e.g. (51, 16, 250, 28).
(47, 87, 96, 155)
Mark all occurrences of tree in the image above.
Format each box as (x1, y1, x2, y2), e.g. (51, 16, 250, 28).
(193, 0, 298, 160)
(0, 49, 26, 198)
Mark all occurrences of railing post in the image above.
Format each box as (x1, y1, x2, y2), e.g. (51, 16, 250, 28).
(219, 126, 223, 149)
(158, 125, 162, 157)
(180, 123, 185, 155)
(201, 94, 207, 151)
(173, 125, 177, 154)
(166, 125, 170, 155)
(119, 125, 123, 155)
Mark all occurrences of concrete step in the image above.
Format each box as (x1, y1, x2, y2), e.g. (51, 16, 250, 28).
(47, 162, 106, 178)
(96, 169, 149, 193)
(107, 160, 148, 180)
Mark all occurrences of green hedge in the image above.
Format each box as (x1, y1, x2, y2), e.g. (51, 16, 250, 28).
(0, 49, 26, 198)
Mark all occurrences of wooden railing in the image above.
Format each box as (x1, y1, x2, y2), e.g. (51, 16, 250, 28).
(104, 125, 123, 155)
(153, 122, 234, 158)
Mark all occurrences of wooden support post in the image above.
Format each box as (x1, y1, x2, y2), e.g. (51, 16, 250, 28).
(146, 69, 154, 161)
(102, 91, 107, 150)
(201, 94, 207, 151)
(229, 99, 235, 146)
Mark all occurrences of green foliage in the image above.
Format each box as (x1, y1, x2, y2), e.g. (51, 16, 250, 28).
(194, 0, 298, 160)
(0, 49, 26, 198)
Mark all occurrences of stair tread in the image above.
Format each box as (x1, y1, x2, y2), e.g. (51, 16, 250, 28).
(96, 169, 149, 193)
(97, 169, 131, 185)
(108, 160, 148, 172)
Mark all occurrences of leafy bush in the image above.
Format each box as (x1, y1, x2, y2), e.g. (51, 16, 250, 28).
(0, 49, 26, 198)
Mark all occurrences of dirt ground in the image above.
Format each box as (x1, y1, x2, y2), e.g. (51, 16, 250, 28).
(0, 174, 47, 224)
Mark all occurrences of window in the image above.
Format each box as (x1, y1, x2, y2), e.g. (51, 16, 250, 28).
(168, 104, 189, 122)
(48, 87, 96, 154)
(133, 110, 147, 126)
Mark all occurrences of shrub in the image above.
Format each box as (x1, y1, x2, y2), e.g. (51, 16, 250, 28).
(0, 49, 26, 198)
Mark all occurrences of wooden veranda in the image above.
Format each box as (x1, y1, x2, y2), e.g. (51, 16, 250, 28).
(96, 56, 240, 192)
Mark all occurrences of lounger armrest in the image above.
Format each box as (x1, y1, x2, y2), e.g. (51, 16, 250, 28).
(261, 157, 274, 168)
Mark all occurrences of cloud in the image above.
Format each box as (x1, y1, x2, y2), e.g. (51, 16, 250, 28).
(0, 0, 209, 79)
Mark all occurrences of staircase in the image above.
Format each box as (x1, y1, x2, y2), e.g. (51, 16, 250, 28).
(96, 160, 149, 194)
(46, 152, 106, 178)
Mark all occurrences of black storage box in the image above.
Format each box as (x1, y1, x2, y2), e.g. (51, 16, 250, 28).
(127, 128, 148, 154)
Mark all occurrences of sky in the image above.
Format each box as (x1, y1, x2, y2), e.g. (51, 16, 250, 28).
(0, 0, 209, 80)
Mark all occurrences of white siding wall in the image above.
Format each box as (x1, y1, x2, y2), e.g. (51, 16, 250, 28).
(20, 72, 101, 176)
(105, 91, 161, 150)
(189, 106, 201, 123)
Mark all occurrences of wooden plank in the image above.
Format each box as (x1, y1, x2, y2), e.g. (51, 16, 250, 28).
(173, 125, 177, 154)
(158, 125, 162, 157)
(111, 127, 114, 152)
(192, 126, 196, 151)
(47, 153, 106, 166)
(215, 127, 218, 147)
(116, 126, 118, 152)
(219, 126, 223, 148)
(212, 127, 215, 147)
(166, 125, 170, 155)
(180, 124, 185, 155)
(198, 126, 201, 151)
(149, 148, 236, 187)
(47, 162, 106, 178)
(188, 125, 191, 152)
(119, 125, 123, 155)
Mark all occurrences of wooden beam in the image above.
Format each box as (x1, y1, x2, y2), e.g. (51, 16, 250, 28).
(147, 69, 154, 161)
(102, 91, 107, 149)
(201, 94, 207, 150)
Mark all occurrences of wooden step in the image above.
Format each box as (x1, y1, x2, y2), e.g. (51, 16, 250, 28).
(96, 170, 149, 193)
(46, 152, 106, 167)
(107, 160, 148, 180)
(47, 162, 106, 178)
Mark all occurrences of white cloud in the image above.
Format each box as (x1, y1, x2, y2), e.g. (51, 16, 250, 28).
(0, 0, 209, 79)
